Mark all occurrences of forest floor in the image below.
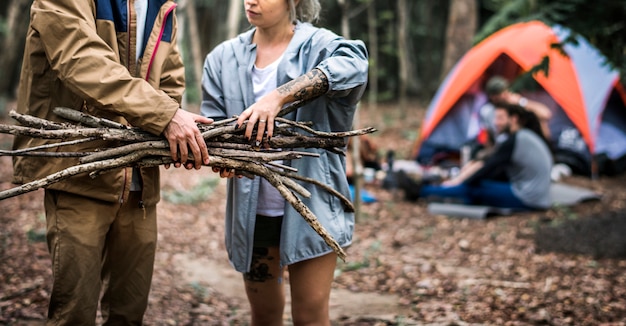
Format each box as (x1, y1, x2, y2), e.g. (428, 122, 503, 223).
(1, 103, 626, 325)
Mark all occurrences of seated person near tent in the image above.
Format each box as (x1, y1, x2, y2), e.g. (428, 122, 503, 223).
(462, 75, 553, 165)
(398, 103, 553, 210)
(483, 76, 552, 140)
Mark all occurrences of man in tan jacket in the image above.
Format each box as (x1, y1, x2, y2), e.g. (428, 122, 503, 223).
(12, 0, 211, 324)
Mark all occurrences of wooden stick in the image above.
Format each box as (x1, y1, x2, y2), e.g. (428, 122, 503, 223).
(9, 110, 67, 130)
(272, 168, 355, 212)
(1, 105, 377, 261)
(53, 107, 131, 129)
(0, 137, 97, 155)
(275, 117, 377, 138)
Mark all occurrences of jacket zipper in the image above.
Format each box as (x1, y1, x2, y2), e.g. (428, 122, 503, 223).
(120, 0, 134, 204)
(121, 2, 176, 205)
(145, 3, 177, 81)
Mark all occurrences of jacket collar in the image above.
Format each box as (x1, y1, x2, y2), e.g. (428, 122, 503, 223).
(232, 22, 318, 107)
(233, 21, 317, 65)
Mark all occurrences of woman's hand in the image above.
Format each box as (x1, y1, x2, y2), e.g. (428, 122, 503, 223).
(236, 68, 329, 146)
(237, 90, 283, 145)
(212, 167, 237, 178)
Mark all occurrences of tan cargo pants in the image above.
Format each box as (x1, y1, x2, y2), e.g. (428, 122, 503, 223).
(44, 190, 157, 326)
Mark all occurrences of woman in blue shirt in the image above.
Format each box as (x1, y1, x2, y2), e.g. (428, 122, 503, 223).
(201, 0, 368, 324)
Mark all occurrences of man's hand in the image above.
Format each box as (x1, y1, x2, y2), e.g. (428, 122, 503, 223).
(163, 109, 213, 169)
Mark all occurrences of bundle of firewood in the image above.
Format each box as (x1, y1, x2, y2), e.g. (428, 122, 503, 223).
(0, 104, 375, 260)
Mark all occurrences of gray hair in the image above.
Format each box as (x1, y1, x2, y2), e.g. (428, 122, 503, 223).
(288, 0, 321, 23)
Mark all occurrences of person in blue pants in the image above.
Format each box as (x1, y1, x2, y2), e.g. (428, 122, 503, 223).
(400, 103, 553, 210)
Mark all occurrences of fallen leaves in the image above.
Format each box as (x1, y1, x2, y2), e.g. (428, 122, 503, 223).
(2, 105, 626, 324)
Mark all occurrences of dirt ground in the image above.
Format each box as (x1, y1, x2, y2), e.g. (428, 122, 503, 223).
(1, 103, 626, 325)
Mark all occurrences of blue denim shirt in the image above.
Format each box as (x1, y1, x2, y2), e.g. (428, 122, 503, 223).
(201, 22, 368, 272)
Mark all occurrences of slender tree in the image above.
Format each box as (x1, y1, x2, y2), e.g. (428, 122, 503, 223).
(0, 0, 31, 101)
(366, 0, 378, 109)
(440, 0, 478, 80)
(226, 0, 242, 39)
(336, 0, 365, 221)
(186, 0, 203, 107)
(396, 0, 408, 117)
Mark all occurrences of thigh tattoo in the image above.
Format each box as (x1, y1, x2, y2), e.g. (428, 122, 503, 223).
(244, 247, 275, 282)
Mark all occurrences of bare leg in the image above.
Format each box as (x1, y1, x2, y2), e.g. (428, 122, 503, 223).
(288, 252, 337, 326)
(244, 246, 285, 326)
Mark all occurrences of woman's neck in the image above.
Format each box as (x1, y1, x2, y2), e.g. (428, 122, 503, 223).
(253, 21, 295, 68)
(253, 21, 295, 47)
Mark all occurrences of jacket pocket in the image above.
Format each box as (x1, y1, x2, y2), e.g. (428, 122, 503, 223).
(29, 62, 53, 101)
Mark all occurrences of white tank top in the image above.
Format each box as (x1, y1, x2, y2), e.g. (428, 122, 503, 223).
(252, 54, 286, 217)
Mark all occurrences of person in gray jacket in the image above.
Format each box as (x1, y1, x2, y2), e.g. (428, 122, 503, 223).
(200, 0, 368, 324)
(399, 103, 553, 210)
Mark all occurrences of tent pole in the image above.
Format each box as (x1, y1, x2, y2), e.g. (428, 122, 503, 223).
(591, 157, 599, 181)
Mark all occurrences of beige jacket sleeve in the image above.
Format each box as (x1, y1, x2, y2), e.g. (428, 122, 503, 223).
(30, 0, 178, 135)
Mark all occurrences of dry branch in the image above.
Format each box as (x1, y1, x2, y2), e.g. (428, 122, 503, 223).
(53, 107, 131, 129)
(0, 106, 376, 260)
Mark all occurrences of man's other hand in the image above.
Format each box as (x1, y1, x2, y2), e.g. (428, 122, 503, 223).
(163, 109, 213, 169)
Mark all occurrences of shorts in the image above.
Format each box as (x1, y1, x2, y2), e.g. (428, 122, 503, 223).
(253, 214, 283, 247)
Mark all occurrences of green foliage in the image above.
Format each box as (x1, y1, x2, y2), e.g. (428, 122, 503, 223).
(475, 0, 626, 80)
(189, 281, 209, 299)
(26, 228, 47, 243)
(161, 176, 220, 205)
(0, 17, 6, 38)
(335, 240, 381, 273)
(0, 96, 8, 120)
(536, 0, 626, 78)
(509, 56, 550, 92)
(545, 204, 579, 228)
(184, 76, 201, 104)
(421, 226, 436, 240)
(474, 0, 539, 44)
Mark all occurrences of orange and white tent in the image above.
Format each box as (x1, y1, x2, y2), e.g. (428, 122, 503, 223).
(414, 21, 626, 174)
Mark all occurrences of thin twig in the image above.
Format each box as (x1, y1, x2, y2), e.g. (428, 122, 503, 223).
(272, 168, 355, 212)
(53, 107, 131, 129)
(0, 151, 89, 157)
(1, 105, 376, 260)
(275, 117, 378, 138)
(0, 137, 97, 155)
(9, 110, 67, 130)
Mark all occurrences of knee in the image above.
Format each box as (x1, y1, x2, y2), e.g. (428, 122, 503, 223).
(250, 305, 284, 326)
(291, 298, 329, 326)
(291, 312, 329, 326)
(248, 293, 285, 326)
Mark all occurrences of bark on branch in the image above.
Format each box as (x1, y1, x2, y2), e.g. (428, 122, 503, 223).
(0, 106, 376, 261)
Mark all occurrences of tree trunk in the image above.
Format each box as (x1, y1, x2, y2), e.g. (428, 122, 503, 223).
(420, 0, 433, 95)
(184, 0, 203, 111)
(396, 0, 408, 118)
(337, 0, 351, 39)
(440, 0, 477, 80)
(226, 0, 242, 39)
(337, 0, 364, 222)
(0, 0, 31, 100)
(367, 0, 378, 110)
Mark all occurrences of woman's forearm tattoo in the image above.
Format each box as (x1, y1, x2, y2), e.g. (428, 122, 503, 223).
(277, 68, 329, 101)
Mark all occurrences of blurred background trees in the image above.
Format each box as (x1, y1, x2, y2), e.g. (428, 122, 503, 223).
(0, 0, 624, 113)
